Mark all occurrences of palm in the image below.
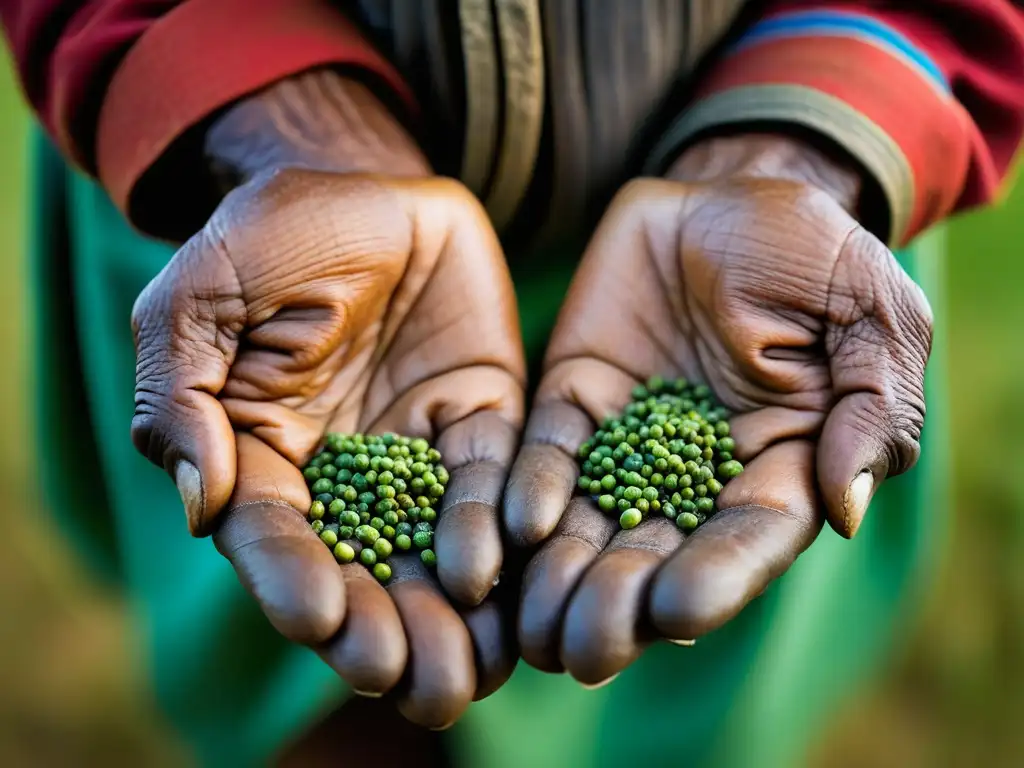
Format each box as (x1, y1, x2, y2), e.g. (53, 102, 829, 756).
(504, 178, 931, 685)
(132, 170, 524, 726)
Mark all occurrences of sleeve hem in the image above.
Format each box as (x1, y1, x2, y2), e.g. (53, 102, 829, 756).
(644, 85, 914, 246)
(96, 0, 415, 220)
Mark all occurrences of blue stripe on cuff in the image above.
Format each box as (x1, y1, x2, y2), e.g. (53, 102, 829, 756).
(732, 9, 949, 92)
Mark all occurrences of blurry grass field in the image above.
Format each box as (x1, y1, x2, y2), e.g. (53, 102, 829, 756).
(0, 53, 1022, 765)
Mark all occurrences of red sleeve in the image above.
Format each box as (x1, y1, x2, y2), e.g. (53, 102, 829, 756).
(0, 0, 415, 219)
(647, 1, 1024, 245)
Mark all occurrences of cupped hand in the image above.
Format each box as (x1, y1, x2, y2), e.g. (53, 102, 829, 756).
(503, 136, 933, 685)
(131, 168, 524, 727)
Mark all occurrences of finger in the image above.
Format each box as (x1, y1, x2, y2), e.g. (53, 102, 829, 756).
(818, 231, 933, 537)
(728, 407, 825, 461)
(648, 440, 822, 641)
(131, 231, 243, 535)
(504, 356, 640, 549)
(213, 434, 346, 645)
(559, 518, 684, 686)
(461, 597, 518, 701)
(433, 412, 519, 606)
(367, 377, 523, 607)
(518, 498, 619, 672)
(318, 565, 407, 697)
(504, 401, 593, 548)
(388, 556, 477, 730)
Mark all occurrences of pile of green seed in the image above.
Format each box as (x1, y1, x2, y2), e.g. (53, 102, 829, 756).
(577, 377, 744, 533)
(303, 433, 449, 584)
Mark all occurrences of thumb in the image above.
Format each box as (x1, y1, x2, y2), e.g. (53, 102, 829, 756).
(817, 229, 933, 538)
(131, 228, 245, 535)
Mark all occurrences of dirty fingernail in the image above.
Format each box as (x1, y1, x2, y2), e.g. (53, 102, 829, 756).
(352, 689, 383, 699)
(580, 673, 620, 691)
(843, 471, 875, 538)
(668, 639, 696, 647)
(175, 460, 205, 533)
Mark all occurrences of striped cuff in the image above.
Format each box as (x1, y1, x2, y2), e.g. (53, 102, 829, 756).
(646, 9, 972, 246)
(96, 0, 416, 230)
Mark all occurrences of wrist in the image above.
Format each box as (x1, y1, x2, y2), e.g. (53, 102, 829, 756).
(664, 133, 863, 215)
(205, 68, 432, 192)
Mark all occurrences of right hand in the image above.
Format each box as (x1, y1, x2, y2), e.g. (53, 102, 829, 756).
(131, 167, 524, 728)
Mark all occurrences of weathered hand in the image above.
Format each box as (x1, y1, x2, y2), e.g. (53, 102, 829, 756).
(504, 135, 933, 686)
(131, 168, 523, 727)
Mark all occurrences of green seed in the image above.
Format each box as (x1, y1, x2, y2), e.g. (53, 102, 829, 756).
(662, 502, 678, 520)
(355, 525, 379, 545)
(642, 486, 659, 502)
(696, 497, 715, 514)
(338, 525, 354, 539)
(320, 528, 339, 547)
(328, 499, 346, 517)
(635, 498, 650, 514)
(598, 495, 617, 512)
(420, 508, 437, 523)
(718, 460, 744, 479)
(695, 484, 708, 498)
(706, 478, 723, 496)
(677, 512, 699, 531)
(303, 466, 321, 483)
(360, 548, 377, 566)
(353, 454, 370, 471)
(617, 498, 632, 512)
(311, 519, 325, 534)
(412, 530, 433, 549)
(374, 539, 393, 559)
(373, 563, 392, 583)
(309, 500, 325, 520)
(624, 486, 642, 502)
(396, 522, 413, 537)
(421, 549, 438, 568)
(311, 478, 334, 495)
(600, 474, 617, 491)
(321, 464, 338, 479)
(381, 525, 396, 540)
(429, 484, 446, 498)
(334, 542, 356, 563)
(395, 533, 412, 551)
(620, 508, 642, 529)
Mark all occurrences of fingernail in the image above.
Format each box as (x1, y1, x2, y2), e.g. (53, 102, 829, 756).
(352, 689, 383, 699)
(581, 673, 619, 690)
(668, 639, 696, 647)
(430, 722, 456, 732)
(843, 471, 875, 537)
(175, 460, 205, 533)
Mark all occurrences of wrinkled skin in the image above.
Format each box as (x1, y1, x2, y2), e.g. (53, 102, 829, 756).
(131, 168, 523, 728)
(505, 154, 934, 685)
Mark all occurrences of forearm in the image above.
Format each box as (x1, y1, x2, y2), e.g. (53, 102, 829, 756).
(205, 68, 431, 192)
(649, 1, 1024, 246)
(665, 134, 862, 216)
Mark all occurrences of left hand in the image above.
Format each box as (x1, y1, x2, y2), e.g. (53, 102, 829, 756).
(503, 135, 933, 685)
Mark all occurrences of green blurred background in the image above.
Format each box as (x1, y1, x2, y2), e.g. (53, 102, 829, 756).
(0, 52, 1022, 766)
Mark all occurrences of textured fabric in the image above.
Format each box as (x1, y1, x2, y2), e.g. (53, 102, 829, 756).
(648, 3, 1024, 245)
(5, 1, 1024, 239)
(483, 0, 545, 230)
(0, 1, 414, 216)
(33, 129, 951, 766)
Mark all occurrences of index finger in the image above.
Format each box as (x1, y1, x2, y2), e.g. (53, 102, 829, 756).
(213, 433, 347, 645)
(647, 440, 823, 640)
